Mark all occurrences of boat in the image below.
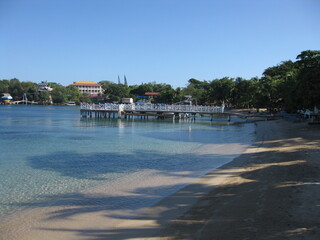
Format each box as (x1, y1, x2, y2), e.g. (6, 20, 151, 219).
(66, 101, 76, 106)
(1, 94, 13, 104)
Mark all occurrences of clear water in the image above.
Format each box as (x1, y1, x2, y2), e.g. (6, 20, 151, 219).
(0, 105, 254, 220)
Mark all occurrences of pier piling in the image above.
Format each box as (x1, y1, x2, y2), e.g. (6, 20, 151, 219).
(80, 103, 225, 121)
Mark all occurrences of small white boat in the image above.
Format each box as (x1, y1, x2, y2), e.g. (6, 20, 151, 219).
(66, 101, 76, 106)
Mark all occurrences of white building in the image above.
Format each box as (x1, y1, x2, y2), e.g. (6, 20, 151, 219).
(38, 81, 53, 91)
(69, 81, 103, 96)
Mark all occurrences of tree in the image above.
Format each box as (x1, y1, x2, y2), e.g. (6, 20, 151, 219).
(257, 60, 300, 112)
(38, 91, 51, 104)
(66, 86, 81, 102)
(232, 78, 256, 108)
(8, 78, 24, 100)
(255, 76, 281, 111)
(79, 93, 92, 103)
(0, 79, 10, 93)
(295, 50, 320, 109)
(208, 77, 235, 105)
(1, 49, 318, 110)
(296, 50, 320, 68)
(104, 83, 130, 103)
(99, 80, 113, 92)
(130, 83, 153, 97)
(21, 81, 38, 102)
(156, 84, 175, 104)
(51, 84, 67, 104)
(173, 87, 184, 104)
(182, 78, 209, 105)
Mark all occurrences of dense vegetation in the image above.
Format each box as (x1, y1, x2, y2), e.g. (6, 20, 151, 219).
(1, 50, 319, 112)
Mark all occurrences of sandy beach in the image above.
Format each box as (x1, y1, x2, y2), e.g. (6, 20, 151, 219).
(158, 119, 320, 240)
(1, 119, 319, 239)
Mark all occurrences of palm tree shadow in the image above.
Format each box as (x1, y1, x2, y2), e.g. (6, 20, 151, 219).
(18, 124, 320, 239)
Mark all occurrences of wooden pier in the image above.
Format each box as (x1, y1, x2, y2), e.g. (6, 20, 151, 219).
(80, 103, 225, 120)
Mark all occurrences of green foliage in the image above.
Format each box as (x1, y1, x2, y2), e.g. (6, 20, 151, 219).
(0, 78, 39, 101)
(157, 85, 175, 104)
(130, 83, 153, 97)
(51, 84, 67, 104)
(179, 50, 319, 112)
(8, 78, 25, 100)
(38, 91, 51, 104)
(296, 50, 320, 68)
(181, 78, 209, 105)
(0, 79, 85, 104)
(295, 50, 320, 109)
(1, 50, 319, 111)
(100, 81, 131, 103)
(67, 86, 81, 102)
(232, 78, 257, 108)
(0, 79, 10, 93)
(208, 77, 235, 105)
(79, 93, 92, 103)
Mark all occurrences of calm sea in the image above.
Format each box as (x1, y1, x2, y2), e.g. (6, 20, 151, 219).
(0, 105, 254, 220)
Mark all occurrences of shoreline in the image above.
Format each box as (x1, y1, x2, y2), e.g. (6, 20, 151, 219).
(158, 119, 320, 239)
(2, 119, 318, 239)
(0, 128, 253, 240)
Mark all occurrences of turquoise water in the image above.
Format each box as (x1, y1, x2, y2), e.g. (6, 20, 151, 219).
(0, 105, 254, 220)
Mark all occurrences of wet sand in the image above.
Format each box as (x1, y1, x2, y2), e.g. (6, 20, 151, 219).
(1, 119, 319, 239)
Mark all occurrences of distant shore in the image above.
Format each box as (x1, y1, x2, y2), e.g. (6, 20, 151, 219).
(1, 119, 319, 240)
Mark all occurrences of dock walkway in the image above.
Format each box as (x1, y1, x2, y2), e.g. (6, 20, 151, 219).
(80, 103, 225, 120)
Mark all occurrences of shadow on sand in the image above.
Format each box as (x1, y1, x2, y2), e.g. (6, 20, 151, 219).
(15, 122, 320, 239)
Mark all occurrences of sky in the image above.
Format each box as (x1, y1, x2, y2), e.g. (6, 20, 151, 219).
(0, 0, 319, 88)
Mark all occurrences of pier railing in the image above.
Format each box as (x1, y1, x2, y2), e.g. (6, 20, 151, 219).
(80, 103, 225, 114)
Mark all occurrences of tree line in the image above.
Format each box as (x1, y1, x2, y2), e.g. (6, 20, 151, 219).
(0, 80, 92, 104)
(102, 50, 319, 112)
(1, 50, 319, 112)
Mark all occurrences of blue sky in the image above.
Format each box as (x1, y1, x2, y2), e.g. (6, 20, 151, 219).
(1, 0, 319, 88)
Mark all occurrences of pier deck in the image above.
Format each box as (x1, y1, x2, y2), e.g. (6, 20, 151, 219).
(80, 103, 225, 120)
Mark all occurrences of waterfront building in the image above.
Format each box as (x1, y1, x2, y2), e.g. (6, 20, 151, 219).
(68, 81, 103, 96)
(38, 81, 53, 91)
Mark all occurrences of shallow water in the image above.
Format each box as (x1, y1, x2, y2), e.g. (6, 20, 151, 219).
(0, 105, 254, 220)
